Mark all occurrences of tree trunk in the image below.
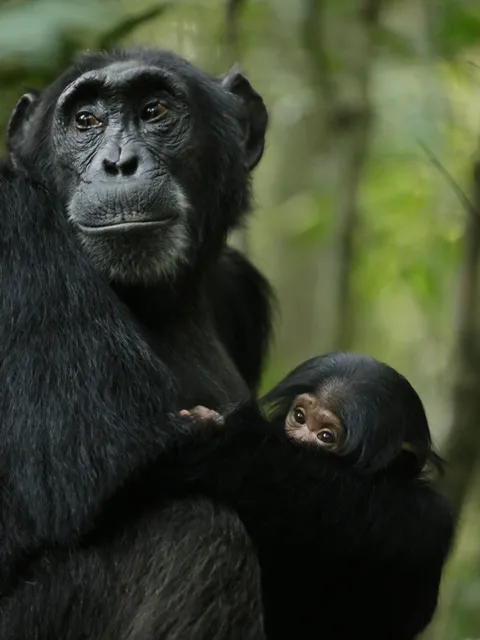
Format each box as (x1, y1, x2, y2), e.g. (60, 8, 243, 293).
(327, 0, 382, 351)
(224, 0, 250, 256)
(439, 155, 480, 510)
(268, 0, 383, 373)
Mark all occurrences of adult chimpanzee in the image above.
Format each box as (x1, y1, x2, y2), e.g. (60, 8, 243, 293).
(0, 165, 454, 640)
(173, 353, 455, 639)
(6, 47, 274, 406)
(1, 47, 274, 639)
(0, 166, 267, 639)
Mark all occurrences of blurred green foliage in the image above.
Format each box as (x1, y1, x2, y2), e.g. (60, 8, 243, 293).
(0, 0, 480, 636)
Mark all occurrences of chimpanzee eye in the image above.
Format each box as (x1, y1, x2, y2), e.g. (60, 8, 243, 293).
(75, 111, 102, 130)
(141, 101, 168, 121)
(293, 408, 306, 425)
(317, 429, 336, 445)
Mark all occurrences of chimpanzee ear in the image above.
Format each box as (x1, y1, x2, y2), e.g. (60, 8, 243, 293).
(7, 91, 40, 162)
(221, 65, 268, 171)
(393, 442, 427, 479)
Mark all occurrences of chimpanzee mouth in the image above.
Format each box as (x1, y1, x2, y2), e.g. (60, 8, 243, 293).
(77, 218, 177, 234)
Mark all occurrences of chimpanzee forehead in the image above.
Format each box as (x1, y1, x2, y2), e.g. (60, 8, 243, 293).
(78, 50, 201, 83)
(99, 59, 183, 77)
(55, 61, 189, 111)
(70, 60, 183, 88)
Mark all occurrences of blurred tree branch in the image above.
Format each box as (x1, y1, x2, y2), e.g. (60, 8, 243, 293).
(226, 0, 242, 61)
(302, 0, 334, 111)
(439, 153, 480, 511)
(97, 4, 172, 51)
(262, 0, 383, 373)
(301, 0, 383, 351)
(224, 0, 250, 256)
(421, 150, 480, 640)
(265, 0, 335, 369)
(331, 0, 382, 351)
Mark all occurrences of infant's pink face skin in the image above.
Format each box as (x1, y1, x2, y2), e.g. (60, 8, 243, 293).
(285, 393, 344, 450)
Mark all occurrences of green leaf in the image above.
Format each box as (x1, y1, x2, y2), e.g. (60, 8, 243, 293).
(437, 3, 480, 57)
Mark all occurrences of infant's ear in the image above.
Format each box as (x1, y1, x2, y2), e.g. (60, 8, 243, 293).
(393, 443, 426, 478)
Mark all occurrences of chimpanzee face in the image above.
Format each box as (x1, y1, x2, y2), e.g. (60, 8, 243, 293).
(8, 49, 268, 285)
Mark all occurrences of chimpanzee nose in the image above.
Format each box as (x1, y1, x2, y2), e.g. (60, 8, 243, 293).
(101, 143, 140, 177)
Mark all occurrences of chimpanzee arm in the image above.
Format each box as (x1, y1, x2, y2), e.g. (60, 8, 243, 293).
(139, 402, 454, 557)
(0, 171, 188, 580)
(206, 247, 275, 392)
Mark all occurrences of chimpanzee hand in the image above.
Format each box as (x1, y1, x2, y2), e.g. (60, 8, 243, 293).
(179, 406, 225, 425)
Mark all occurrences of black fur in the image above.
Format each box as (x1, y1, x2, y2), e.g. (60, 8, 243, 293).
(160, 399, 455, 640)
(1, 48, 277, 637)
(0, 168, 266, 639)
(6, 47, 274, 406)
(205, 246, 275, 392)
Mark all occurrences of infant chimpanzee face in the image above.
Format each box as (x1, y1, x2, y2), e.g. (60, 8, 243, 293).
(285, 393, 345, 450)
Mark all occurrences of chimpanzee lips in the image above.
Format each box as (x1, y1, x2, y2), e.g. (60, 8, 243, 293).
(77, 217, 177, 234)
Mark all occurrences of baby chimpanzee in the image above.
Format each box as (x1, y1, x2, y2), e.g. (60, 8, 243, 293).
(175, 351, 453, 640)
(182, 351, 442, 477)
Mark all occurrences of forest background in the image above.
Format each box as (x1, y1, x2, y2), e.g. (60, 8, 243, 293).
(0, 0, 479, 636)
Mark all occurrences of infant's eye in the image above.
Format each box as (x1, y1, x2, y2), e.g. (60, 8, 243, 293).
(141, 101, 168, 121)
(293, 408, 306, 425)
(317, 429, 336, 445)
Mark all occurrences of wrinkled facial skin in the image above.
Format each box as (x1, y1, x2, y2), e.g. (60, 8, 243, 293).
(285, 393, 345, 450)
(57, 62, 193, 285)
(8, 50, 267, 285)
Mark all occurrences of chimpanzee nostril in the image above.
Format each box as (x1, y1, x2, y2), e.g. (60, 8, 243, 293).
(119, 154, 139, 177)
(103, 157, 118, 176)
(101, 147, 140, 177)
